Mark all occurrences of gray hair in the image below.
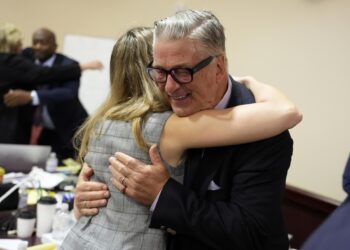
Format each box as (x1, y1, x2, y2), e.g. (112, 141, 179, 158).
(153, 9, 226, 55)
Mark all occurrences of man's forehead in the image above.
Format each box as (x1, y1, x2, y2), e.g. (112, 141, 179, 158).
(154, 38, 201, 52)
(33, 31, 53, 42)
(153, 38, 206, 67)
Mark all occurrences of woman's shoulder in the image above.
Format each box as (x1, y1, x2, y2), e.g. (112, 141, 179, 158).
(147, 111, 172, 122)
(145, 111, 172, 130)
(142, 111, 172, 143)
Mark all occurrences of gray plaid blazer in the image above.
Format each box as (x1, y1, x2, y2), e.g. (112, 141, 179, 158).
(61, 112, 184, 250)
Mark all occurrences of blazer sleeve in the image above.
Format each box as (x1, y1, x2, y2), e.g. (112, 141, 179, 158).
(36, 57, 80, 105)
(0, 54, 81, 87)
(36, 80, 79, 104)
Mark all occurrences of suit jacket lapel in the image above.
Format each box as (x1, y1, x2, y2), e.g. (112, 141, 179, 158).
(53, 53, 63, 66)
(183, 76, 246, 195)
(183, 148, 202, 189)
(195, 148, 222, 196)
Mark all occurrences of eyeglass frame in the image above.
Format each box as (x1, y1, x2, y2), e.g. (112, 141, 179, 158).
(146, 55, 218, 85)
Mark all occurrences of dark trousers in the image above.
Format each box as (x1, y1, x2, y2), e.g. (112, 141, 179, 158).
(38, 128, 75, 163)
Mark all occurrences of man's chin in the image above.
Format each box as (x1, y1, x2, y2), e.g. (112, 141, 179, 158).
(35, 54, 49, 61)
(172, 106, 198, 117)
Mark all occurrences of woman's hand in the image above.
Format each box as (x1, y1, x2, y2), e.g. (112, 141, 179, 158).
(73, 163, 110, 219)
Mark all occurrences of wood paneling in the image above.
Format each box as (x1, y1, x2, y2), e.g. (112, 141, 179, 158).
(283, 185, 341, 249)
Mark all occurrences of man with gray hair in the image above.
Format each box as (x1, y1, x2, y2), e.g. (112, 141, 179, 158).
(77, 9, 293, 250)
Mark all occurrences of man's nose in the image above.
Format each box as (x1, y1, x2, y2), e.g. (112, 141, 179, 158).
(33, 42, 42, 49)
(164, 74, 181, 93)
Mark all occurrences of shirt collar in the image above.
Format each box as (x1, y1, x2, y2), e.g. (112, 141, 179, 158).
(215, 77, 232, 109)
(35, 54, 56, 67)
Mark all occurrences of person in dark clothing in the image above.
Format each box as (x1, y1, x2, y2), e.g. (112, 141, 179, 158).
(0, 23, 101, 144)
(301, 154, 350, 250)
(4, 28, 89, 161)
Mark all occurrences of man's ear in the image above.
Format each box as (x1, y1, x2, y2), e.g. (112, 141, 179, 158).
(215, 54, 227, 81)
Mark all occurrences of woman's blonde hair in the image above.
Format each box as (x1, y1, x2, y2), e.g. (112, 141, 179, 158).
(74, 26, 170, 163)
(0, 23, 23, 53)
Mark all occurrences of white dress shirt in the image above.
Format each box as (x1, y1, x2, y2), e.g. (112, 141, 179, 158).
(30, 55, 56, 129)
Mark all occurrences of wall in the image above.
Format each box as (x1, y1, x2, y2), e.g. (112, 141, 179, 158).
(1, 0, 350, 201)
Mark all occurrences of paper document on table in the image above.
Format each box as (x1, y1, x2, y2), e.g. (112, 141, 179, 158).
(28, 167, 64, 189)
(0, 239, 28, 250)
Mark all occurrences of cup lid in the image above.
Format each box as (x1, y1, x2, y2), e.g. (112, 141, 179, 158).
(18, 209, 35, 219)
(38, 196, 57, 205)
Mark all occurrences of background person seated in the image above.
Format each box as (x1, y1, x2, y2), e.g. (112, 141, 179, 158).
(301, 154, 350, 250)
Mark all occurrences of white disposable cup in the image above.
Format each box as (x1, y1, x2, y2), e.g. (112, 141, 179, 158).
(36, 196, 57, 237)
(17, 217, 36, 238)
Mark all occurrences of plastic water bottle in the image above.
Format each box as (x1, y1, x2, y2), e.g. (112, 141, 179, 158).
(17, 182, 28, 209)
(52, 203, 74, 241)
(45, 152, 58, 172)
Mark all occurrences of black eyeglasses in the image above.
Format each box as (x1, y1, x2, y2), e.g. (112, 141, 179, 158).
(146, 55, 216, 85)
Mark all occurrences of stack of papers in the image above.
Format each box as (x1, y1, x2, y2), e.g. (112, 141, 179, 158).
(0, 239, 28, 250)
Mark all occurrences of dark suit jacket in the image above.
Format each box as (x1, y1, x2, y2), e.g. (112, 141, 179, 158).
(0, 52, 81, 87)
(301, 154, 350, 250)
(0, 52, 81, 143)
(25, 51, 88, 159)
(342, 154, 350, 195)
(150, 77, 292, 250)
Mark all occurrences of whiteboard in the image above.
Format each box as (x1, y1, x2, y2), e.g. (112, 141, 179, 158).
(63, 34, 116, 114)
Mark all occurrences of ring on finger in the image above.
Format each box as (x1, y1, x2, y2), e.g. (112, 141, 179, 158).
(83, 200, 88, 208)
(120, 176, 127, 186)
(119, 176, 124, 184)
